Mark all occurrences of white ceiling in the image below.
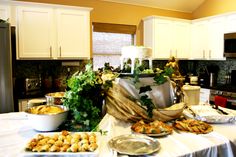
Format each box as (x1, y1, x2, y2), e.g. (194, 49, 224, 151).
(101, 0, 206, 13)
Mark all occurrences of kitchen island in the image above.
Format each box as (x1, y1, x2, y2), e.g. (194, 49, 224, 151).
(0, 111, 236, 157)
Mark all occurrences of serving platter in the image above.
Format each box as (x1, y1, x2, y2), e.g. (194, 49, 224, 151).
(141, 131, 171, 137)
(183, 105, 236, 124)
(108, 134, 160, 155)
(131, 128, 172, 137)
(23, 131, 100, 157)
(131, 120, 173, 137)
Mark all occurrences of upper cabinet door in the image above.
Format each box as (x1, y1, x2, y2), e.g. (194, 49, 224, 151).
(155, 18, 173, 59)
(208, 16, 225, 60)
(225, 13, 236, 33)
(144, 17, 173, 59)
(56, 8, 90, 59)
(17, 6, 54, 59)
(173, 21, 190, 59)
(190, 20, 208, 59)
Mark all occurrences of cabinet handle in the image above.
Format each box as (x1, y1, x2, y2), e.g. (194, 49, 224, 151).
(209, 50, 211, 59)
(50, 46, 52, 58)
(203, 50, 205, 59)
(59, 46, 62, 57)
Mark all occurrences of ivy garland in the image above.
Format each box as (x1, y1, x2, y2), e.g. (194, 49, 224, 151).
(62, 63, 113, 131)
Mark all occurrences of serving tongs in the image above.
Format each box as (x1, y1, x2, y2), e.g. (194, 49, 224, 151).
(211, 104, 228, 115)
(184, 106, 197, 118)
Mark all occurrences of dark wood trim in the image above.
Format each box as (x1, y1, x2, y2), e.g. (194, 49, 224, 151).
(92, 22, 137, 34)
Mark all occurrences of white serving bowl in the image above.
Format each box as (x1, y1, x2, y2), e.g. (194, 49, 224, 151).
(25, 105, 68, 131)
(157, 102, 185, 118)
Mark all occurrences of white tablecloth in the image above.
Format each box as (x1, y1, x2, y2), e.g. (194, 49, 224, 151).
(0, 112, 236, 157)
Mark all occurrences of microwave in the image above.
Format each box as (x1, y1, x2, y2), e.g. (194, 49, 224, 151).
(224, 33, 236, 57)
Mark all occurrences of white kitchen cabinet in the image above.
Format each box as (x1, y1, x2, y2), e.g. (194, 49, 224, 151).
(173, 21, 190, 59)
(190, 17, 225, 60)
(0, 4, 10, 21)
(225, 13, 236, 33)
(17, 6, 54, 59)
(145, 17, 173, 59)
(208, 16, 225, 60)
(190, 20, 208, 59)
(18, 99, 28, 112)
(56, 8, 90, 58)
(143, 16, 190, 59)
(16, 3, 92, 59)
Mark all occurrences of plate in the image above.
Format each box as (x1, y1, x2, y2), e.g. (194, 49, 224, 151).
(108, 134, 160, 155)
(143, 131, 171, 137)
(195, 115, 236, 124)
(173, 119, 213, 134)
(183, 105, 236, 124)
(131, 120, 173, 137)
(131, 128, 172, 137)
(24, 131, 100, 156)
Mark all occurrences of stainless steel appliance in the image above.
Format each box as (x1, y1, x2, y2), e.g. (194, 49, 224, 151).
(232, 70, 236, 86)
(15, 77, 42, 98)
(209, 89, 236, 109)
(0, 22, 14, 113)
(15, 77, 44, 112)
(224, 33, 236, 57)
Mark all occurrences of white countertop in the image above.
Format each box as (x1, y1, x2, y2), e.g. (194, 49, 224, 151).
(0, 111, 236, 157)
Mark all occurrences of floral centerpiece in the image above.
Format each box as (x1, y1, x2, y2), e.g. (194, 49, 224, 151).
(62, 63, 116, 131)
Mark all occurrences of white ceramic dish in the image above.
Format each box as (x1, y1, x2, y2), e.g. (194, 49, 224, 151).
(25, 105, 68, 131)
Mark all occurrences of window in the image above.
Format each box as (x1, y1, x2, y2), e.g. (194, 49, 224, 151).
(92, 23, 136, 70)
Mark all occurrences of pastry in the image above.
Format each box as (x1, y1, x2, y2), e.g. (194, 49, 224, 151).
(174, 119, 213, 134)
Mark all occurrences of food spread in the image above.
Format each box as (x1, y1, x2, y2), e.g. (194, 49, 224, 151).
(131, 120, 173, 135)
(25, 131, 98, 152)
(174, 119, 213, 134)
(28, 105, 65, 114)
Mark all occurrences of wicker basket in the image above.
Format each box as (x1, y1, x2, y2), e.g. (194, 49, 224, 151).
(105, 78, 185, 122)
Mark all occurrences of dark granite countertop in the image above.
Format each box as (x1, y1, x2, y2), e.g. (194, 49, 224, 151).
(200, 84, 236, 92)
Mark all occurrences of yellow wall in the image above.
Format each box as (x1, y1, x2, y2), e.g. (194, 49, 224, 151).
(193, 0, 236, 19)
(17, 0, 192, 45)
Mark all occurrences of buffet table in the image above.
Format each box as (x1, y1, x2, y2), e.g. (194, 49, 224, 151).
(0, 111, 236, 157)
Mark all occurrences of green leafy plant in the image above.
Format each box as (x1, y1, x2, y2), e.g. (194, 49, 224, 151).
(62, 63, 112, 131)
(154, 67, 174, 85)
(139, 86, 155, 118)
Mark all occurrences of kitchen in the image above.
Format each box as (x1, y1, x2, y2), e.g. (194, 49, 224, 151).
(1, 0, 236, 156)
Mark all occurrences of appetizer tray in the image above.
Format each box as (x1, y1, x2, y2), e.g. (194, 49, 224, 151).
(136, 131, 171, 137)
(108, 134, 160, 155)
(23, 131, 100, 157)
(131, 120, 173, 137)
(184, 105, 236, 124)
(173, 119, 213, 134)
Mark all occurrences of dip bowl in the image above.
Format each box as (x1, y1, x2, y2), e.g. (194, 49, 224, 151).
(25, 105, 68, 131)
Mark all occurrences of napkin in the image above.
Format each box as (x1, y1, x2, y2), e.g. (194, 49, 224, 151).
(214, 96, 227, 108)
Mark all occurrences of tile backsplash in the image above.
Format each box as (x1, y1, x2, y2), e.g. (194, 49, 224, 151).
(13, 58, 236, 92)
(13, 60, 89, 92)
(152, 58, 236, 85)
